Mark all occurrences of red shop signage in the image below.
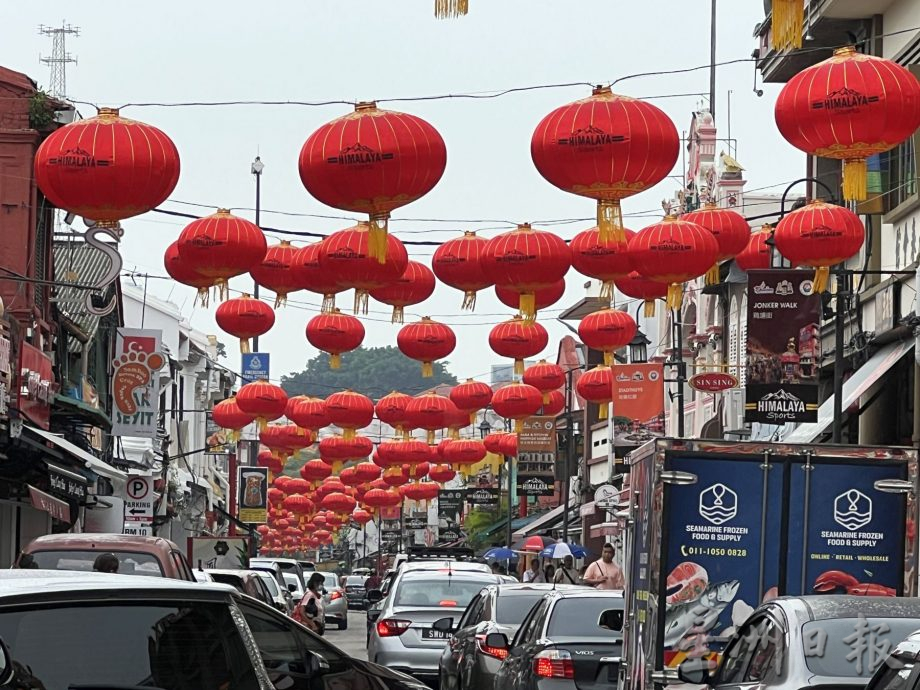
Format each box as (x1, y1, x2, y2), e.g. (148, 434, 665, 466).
(18, 343, 56, 429)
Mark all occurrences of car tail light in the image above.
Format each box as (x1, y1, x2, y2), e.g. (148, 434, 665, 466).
(330, 590, 343, 601)
(439, 600, 458, 607)
(534, 650, 574, 679)
(376, 618, 411, 637)
(476, 634, 509, 660)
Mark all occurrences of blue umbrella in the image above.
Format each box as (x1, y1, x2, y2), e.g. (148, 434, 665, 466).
(484, 547, 515, 560)
(541, 543, 589, 559)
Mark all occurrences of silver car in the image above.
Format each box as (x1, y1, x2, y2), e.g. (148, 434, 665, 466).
(366, 569, 502, 683)
(319, 571, 348, 630)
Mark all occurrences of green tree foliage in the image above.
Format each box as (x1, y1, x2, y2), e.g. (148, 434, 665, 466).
(281, 346, 458, 399)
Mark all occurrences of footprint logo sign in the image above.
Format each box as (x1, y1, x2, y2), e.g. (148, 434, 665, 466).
(113, 345, 165, 416)
(834, 489, 872, 531)
(699, 483, 738, 525)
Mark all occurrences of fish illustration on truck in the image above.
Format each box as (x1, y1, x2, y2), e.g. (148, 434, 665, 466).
(663, 577, 740, 647)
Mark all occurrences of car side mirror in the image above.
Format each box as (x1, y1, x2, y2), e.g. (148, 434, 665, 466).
(366, 589, 383, 603)
(485, 632, 509, 651)
(302, 650, 329, 678)
(432, 617, 454, 633)
(677, 658, 716, 685)
(288, 584, 298, 593)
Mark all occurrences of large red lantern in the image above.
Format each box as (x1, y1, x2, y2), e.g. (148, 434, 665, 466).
(305, 309, 365, 369)
(775, 47, 920, 201)
(34, 107, 180, 223)
(543, 389, 565, 416)
(376, 392, 412, 436)
(523, 360, 565, 403)
(531, 86, 679, 243)
(429, 464, 456, 484)
(735, 226, 773, 272)
(450, 380, 493, 425)
(489, 316, 549, 375)
(442, 439, 487, 471)
(299, 102, 447, 262)
(370, 260, 436, 323)
(403, 481, 440, 506)
(405, 393, 453, 444)
(236, 381, 288, 428)
(251, 240, 301, 308)
(301, 459, 332, 486)
(352, 508, 373, 525)
(628, 216, 719, 310)
(211, 398, 253, 439)
(397, 318, 456, 377)
(215, 294, 275, 353)
(354, 462, 382, 483)
(257, 450, 284, 476)
(578, 308, 638, 366)
(570, 227, 635, 303)
(288, 396, 331, 430)
(481, 224, 571, 320)
(491, 382, 543, 433)
(176, 209, 267, 298)
(383, 465, 410, 488)
(321, 492, 357, 516)
(576, 365, 614, 419)
(615, 272, 668, 318)
(773, 201, 865, 292)
(292, 242, 344, 313)
(498, 432, 518, 457)
(320, 435, 374, 466)
(325, 391, 374, 439)
(483, 432, 507, 455)
(682, 204, 751, 284)
(432, 231, 493, 310)
(340, 467, 360, 487)
(164, 241, 212, 306)
(494, 280, 566, 314)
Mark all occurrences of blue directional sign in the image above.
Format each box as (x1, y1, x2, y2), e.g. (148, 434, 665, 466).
(241, 353, 270, 382)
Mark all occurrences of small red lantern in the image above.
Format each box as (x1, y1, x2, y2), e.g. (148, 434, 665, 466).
(383, 466, 410, 488)
(681, 204, 751, 284)
(292, 241, 344, 313)
(251, 240, 301, 308)
(429, 464, 456, 484)
(325, 390, 374, 439)
(494, 280, 566, 314)
(773, 201, 865, 293)
(491, 382, 543, 433)
(523, 360, 566, 403)
(306, 309, 365, 369)
(403, 481, 439, 506)
(215, 294, 275, 353)
(352, 509, 373, 525)
(443, 439, 487, 471)
(211, 398, 253, 440)
(543, 389, 565, 416)
(498, 433, 518, 457)
(354, 462, 381, 483)
(288, 396, 331, 430)
(164, 241, 212, 306)
(300, 459, 332, 486)
(397, 318, 456, 378)
(236, 381, 288, 428)
(34, 107, 180, 223)
(405, 393, 453, 444)
(432, 231, 493, 310)
(340, 467, 360, 487)
(444, 401, 471, 439)
(268, 487, 285, 506)
(570, 227, 635, 302)
(489, 316, 549, 375)
(481, 224, 571, 321)
(376, 391, 412, 436)
(370, 260, 436, 324)
(410, 461, 431, 481)
(260, 425, 294, 462)
(258, 450, 284, 476)
(735, 226, 773, 272)
(578, 308, 638, 366)
(321, 492, 357, 516)
(450, 380, 493, 425)
(576, 365, 614, 419)
(319, 435, 374, 466)
(615, 272, 668, 318)
(483, 432, 506, 455)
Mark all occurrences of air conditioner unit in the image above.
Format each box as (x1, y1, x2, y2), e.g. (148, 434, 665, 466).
(724, 388, 745, 431)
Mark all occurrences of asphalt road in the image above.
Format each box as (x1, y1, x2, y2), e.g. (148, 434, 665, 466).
(325, 608, 369, 661)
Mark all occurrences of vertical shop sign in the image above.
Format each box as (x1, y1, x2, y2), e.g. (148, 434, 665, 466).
(111, 329, 166, 438)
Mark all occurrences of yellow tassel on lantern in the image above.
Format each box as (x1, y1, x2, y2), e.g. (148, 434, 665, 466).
(462, 290, 477, 311)
(434, 0, 468, 18)
(368, 215, 389, 264)
(321, 294, 336, 313)
(666, 284, 684, 311)
(229, 429, 241, 443)
(196, 287, 211, 308)
(257, 418, 268, 432)
(215, 278, 228, 302)
(599, 280, 614, 305)
(274, 293, 287, 309)
(771, 0, 804, 51)
(514, 359, 525, 376)
(598, 402, 609, 420)
(354, 290, 370, 315)
(240, 338, 251, 354)
(519, 293, 537, 322)
(842, 159, 868, 201)
(422, 362, 434, 378)
(597, 199, 626, 244)
(450, 428, 460, 440)
(812, 266, 830, 294)
(391, 306, 405, 324)
(329, 353, 341, 369)
(644, 300, 657, 318)
(603, 351, 614, 366)
(426, 430, 436, 444)
(343, 428, 355, 441)
(705, 265, 720, 286)
(515, 419, 524, 434)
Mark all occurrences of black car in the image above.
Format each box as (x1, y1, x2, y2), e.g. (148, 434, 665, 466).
(490, 589, 624, 690)
(344, 575, 368, 609)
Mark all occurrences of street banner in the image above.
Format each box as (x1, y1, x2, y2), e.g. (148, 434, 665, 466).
(237, 467, 268, 524)
(519, 416, 557, 452)
(613, 363, 665, 447)
(188, 537, 249, 570)
(438, 488, 465, 541)
(111, 329, 166, 438)
(745, 270, 821, 423)
(468, 460, 500, 507)
(405, 515, 428, 530)
(517, 451, 555, 496)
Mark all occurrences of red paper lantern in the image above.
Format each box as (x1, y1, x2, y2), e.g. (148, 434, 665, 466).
(305, 309, 365, 369)
(397, 318, 456, 377)
(494, 280, 566, 314)
(628, 216, 719, 310)
(481, 224, 571, 320)
(276, 424, 314, 453)
(260, 425, 294, 461)
(444, 402, 471, 439)
(775, 46, 920, 201)
(443, 439, 487, 470)
(258, 450, 284, 475)
(211, 398, 253, 437)
(681, 204, 751, 284)
(268, 487, 285, 505)
(320, 435, 374, 463)
(615, 272, 669, 318)
(299, 102, 446, 261)
(578, 308, 638, 366)
(498, 433, 518, 458)
(34, 107, 180, 222)
(164, 241, 212, 306)
(570, 227, 635, 302)
(383, 465, 410, 488)
(431, 231, 493, 310)
(428, 464, 456, 484)
(576, 365, 614, 419)
(735, 227, 773, 273)
(325, 391, 374, 439)
(492, 382, 543, 433)
(773, 201, 865, 292)
(283, 494, 314, 518)
(531, 86, 679, 243)
(321, 492, 357, 515)
(489, 316, 549, 375)
(236, 381, 288, 427)
(410, 461, 431, 481)
(300, 459, 332, 485)
(288, 396, 330, 431)
(215, 294, 275, 353)
(352, 509, 373, 525)
(543, 389, 565, 416)
(251, 240, 301, 308)
(370, 260, 436, 323)
(450, 379, 493, 425)
(176, 209, 267, 298)
(523, 360, 565, 403)
(354, 462, 381, 483)
(339, 467, 360, 487)
(292, 241, 345, 313)
(287, 478, 311, 496)
(313, 529, 332, 543)
(405, 393, 453, 444)
(483, 432, 505, 455)
(403, 481, 440, 504)
(376, 391, 412, 436)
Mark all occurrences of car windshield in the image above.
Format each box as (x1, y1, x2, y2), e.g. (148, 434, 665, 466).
(496, 593, 545, 624)
(394, 578, 488, 608)
(207, 573, 245, 593)
(27, 550, 164, 577)
(0, 601, 257, 690)
(323, 573, 339, 589)
(345, 576, 366, 586)
(547, 598, 624, 637)
(283, 573, 302, 594)
(257, 573, 279, 596)
(803, 618, 920, 678)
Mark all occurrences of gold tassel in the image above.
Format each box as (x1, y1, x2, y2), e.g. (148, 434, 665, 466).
(813, 266, 830, 294)
(462, 290, 477, 311)
(599, 280, 613, 304)
(514, 359, 525, 376)
(240, 338, 251, 354)
(542, 393, 550, 404)
(230, 430, 241, 443)
(391, 306, 404, 324)
(434, 0, 469, 18)
(519, 293, 536, 321)
(422, 362, 433, 378)
(258, 418, 268, 432)
(514, 419, 524, 434)
(343, 428, 355, 441)
(196, 287, 210, 308)
(705, 265, 720, 286)
(368, 215, 389, 264)
(427, 430, 436, 445)
(322, 294, 336, 313)
(274, 293, 286, 309)
(771, 0, 803, 50)
(330, 353, 341, 369)
(842, 159, 868, 201)
(666, 284, 683, 311)
(354, 290, 370, 315)
(598, 403, 609, 420)
(468, 412, 476, 425)
(215, 278, 228, 302)
(450, 428, 460, 440)
(333, 460, 343, 474)
(603, 352, 613, 366)
(597, 199, 626, 244)
(644, 300, 657, 318)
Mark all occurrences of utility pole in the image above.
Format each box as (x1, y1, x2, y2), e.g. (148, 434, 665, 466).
(709, 0, 717, 121)
(251, 156, 264, 351)
(39, 23, 79, 99)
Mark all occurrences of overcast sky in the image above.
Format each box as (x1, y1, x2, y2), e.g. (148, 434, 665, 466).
(3, 1, 805, 387)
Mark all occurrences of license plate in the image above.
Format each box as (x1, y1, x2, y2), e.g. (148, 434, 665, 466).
(422, 628, 450, 640)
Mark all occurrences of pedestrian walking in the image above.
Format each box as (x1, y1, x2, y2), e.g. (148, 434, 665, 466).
(582, 542, 625, 589)
(544, 564, 555, 582)
(522, 558, 546, 583)
(554, 555, 580, 585)
(296, 572, 326, 634)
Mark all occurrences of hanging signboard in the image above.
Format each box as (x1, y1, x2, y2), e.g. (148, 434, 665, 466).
(467, 487, 500, 507)
(689, 372, 738, 392)
(188, 537, 250, 570)
(613, 363, 665, 447)
(18, 343, 56, 429)
(518, 416, 557, 452)
(111, 329, 166, 438)
(745, 270, 821, 423)
(516, 451, 555, 496)
(405, 515, 428, 530)
(237, 467, 268, 524)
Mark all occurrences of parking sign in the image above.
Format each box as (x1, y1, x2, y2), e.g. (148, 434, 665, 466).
(124, 474, 154, 524)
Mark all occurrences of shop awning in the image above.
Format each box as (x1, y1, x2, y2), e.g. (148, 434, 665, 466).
(26, 426, 127, 483)
(512, 503, 580, 539)
(28, 485, 71, 522)
(783, 338, 915, 444)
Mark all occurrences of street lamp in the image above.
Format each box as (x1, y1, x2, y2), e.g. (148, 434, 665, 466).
(478, 418, 492, 439)
(251, 156, 264, 351)
(629, 331, 650, 364)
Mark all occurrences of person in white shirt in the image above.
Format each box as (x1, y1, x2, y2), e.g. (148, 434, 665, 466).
(554, 555, 580, 585)
(522, 558, 546, 583)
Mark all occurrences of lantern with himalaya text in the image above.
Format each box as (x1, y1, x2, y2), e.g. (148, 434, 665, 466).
(405, 393, 453, 444)
(211, 398, 253, 441)
(432, 231, 493, 310)
(397, 318, 456, 378)
(735, 226, 773, 272)
(429, 464, 456, 484)
(682, 204, 751, 284)
(237, 381, 288, 429)
(576, 365, 614, 419)
(773, 201, 865, 293)
(495, 280, 566, 315)
(523, 360, 565, 404)
(492, 382, 543, 434)
(578, 308, 637, 366)
(292, 242, 344, 313)
(442, 439, 487, 474)
(34, 107, 180, 225)
(542, 389, 565, 416)
(288, 396, 331, 431)
(321, 492, 357, 516)
(215, 294, 275, 354)
(531, 86, 679, 243)
(627, 215, 718, 310)
(164, 242, 213, 306)
(370, 260, 436, 323)
(251, 240, 301, 308)
(489, 316, 549, 376)
(299, 102, 446, 262)
(325, 390, 374, 440)
(376, 391, 412, 437)
(300, 459, 332, 486)
(176, 210, 267, 299)
(570, 227, 635, 302)
(450, 379, 493, 425)
(615, 272, 668, 318)
(775, 47, 920, 201)
(306, 309, 365, 369)
(481, 224, 571, 321)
